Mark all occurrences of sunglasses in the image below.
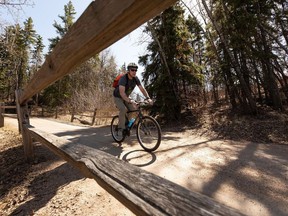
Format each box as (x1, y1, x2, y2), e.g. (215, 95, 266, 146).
(130, 69, 137, 72)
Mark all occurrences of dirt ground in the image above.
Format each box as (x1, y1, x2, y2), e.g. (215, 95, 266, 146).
(0, 104, 288, 216)
(0, 125, 135, 216)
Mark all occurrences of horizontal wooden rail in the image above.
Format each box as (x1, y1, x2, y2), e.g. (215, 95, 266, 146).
(0, 103, 17, 127)
(27, 126, 244, 216)
(71, 108, 117, 125)
(0, 105, 17, 109)
(2, 114, 17, 117)
(19, 0, 178, 104)
(92, 116, 114, 119)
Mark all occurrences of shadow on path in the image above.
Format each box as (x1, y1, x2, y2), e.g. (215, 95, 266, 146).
(201, 142, 288, 216)
(10, 162, 82, 215)
(0, 140, 83, 216)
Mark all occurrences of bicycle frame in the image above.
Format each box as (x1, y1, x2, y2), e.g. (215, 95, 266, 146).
(125, 104, 145, 135)
(111, 101, 162, 152)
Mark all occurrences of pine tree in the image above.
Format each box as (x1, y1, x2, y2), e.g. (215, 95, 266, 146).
(48, 1, 76, 52)
(18, 17, 36, 88)
(0, 18, 37, 101)
(43, 1, 117, 114)
(201, 0, 286, 112)
(140, 3, 203, 121)
(43, 1, 76, 110)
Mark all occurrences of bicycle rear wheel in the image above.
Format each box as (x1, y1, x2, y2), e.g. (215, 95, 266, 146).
(111, 116, 125, 143)
(136, 116, 161, 152)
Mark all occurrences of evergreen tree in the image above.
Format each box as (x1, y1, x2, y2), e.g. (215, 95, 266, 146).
(30, 35, 44, 78)
(30, 35, 44, 104)
(43, 1, 117, 113)
(201, 0, 286, 112)
(18, 17, 36, 88)
(140, 3, 203, 121)
(0, 18, 37, 101)
(48, 1, 76, 51)
(0, 25, 20, 101)
(43, 1, 76, 109)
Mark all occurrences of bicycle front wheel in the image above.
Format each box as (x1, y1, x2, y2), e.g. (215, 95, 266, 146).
(111, 115, 125, 143)
(136, 116, 161, 152)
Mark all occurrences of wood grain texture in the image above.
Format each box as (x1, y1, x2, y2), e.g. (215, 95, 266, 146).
(28, 126, 244, 216)
(16, 90, 34, 160)
(20, 0, 178, 104)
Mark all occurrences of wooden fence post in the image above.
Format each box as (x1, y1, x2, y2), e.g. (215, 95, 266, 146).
(55, 106, 58, 119)
(71, 107, 75, 122)
(91, 108, 97, 126)
(41, 106, 44, 117)
(0, 102, 4, 127)
(15, 90, 34, 162)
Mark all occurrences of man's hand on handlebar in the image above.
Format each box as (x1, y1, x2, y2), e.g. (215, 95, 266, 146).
(130, 99, 138, 108)
(145, 98, 153, 105)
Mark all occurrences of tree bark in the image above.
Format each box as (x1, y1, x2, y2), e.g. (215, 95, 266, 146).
(259, 25, 283, 111)
(201, 0, 257, 114)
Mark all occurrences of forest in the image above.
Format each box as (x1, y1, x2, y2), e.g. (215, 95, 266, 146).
(0, 0, 287, 122)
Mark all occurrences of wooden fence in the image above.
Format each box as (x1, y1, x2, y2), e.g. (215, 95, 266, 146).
(70, 108, 118, 126)
(5, 1, 244, 215)
(28, 106, 117, 126)
(0, 103, 17, 127)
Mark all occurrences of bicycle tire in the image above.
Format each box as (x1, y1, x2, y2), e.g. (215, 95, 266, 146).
(136, 116, 161, 152)
(111, 116, 125, 143)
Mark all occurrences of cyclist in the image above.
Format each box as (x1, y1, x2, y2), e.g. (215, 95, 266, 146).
(113, 62, 152, 136)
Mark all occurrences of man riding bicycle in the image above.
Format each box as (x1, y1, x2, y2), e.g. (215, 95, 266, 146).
(113, 62, 152, 136)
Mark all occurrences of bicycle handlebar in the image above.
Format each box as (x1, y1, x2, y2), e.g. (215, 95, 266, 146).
(134, 100, 152, 106)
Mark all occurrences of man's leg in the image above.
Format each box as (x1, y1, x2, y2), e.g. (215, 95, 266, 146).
(114, 97, 127, 129)
(125, 102, 137, 120)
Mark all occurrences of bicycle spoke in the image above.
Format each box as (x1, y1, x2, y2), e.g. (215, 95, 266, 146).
(137, 116, 161, 152)
(111, 116, 125, 143)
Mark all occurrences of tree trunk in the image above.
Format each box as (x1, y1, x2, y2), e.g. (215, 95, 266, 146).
(201, 0, 257, 114)
(259, 25, 283, 111)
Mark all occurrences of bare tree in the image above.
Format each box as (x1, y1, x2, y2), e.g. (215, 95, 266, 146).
(0, 0, 34, 27)
(0, 0, 33, 9)
(66, 49, 117, 114)
(200, 0, 258, 114)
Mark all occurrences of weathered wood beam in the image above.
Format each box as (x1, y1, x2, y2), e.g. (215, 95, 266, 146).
(19, 0, 178, 104)
(28, 126, 244, 216)
(15, 90, 34, 161)
(0, 105, 17, 109)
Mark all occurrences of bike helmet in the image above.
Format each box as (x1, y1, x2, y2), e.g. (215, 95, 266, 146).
(127, 62, 138, 70)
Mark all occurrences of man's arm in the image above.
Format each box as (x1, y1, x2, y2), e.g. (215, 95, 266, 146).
(138, 85, 151, 99)
(119, 85, 131, 103)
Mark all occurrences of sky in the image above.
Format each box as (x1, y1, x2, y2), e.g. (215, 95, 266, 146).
(1, 1, 196, 72)
(1, 0, 148, 71)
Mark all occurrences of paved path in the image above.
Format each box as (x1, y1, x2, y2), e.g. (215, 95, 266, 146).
(4, 116, 288, 216)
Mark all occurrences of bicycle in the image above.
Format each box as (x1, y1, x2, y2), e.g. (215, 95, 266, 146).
(111, 101, 161, 152)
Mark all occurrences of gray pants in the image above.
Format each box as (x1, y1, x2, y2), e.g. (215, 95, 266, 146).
(114, 97, 136, 129)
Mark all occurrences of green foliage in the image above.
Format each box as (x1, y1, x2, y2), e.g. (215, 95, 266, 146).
(43, 1, 117, 111)
(0, 17, 40, 101)
(140, 3, 204, 121)
(1, 1, 287, 116)
(48, 1, 76, 51)
(44, 1, 76, 107)
(201, 0, 288, 112)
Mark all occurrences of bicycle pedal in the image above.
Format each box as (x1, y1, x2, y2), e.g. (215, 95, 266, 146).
(123, 129, 130, 137)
